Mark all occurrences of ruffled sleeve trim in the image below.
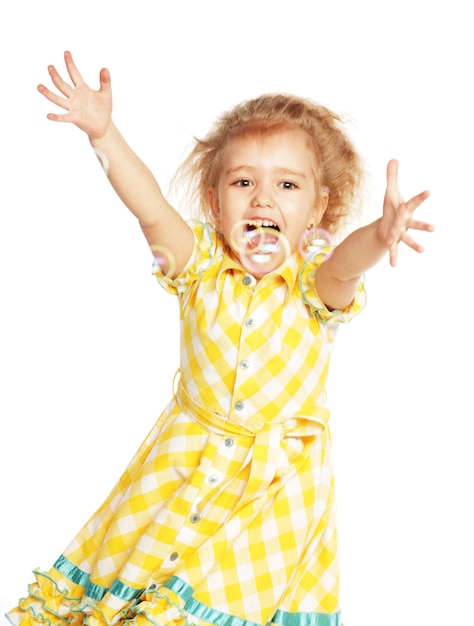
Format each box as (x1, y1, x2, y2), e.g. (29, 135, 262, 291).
(152, 220, 216, 295)
(299, 254, 367, 325)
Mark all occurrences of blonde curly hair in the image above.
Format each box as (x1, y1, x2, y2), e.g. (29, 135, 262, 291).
(173, 93, 364, 236)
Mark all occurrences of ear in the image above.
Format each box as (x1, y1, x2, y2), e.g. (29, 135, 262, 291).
(308, 190, 329, 229)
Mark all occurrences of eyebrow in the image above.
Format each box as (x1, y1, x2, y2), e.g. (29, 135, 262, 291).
(225, 166, 308, 179)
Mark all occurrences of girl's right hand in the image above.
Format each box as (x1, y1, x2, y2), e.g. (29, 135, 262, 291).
(38, 51, 112, 140)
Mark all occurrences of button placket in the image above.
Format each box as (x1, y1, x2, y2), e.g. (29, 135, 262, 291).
(208, 474, 219, 486)
(233, 283, 262, 421)
(163, 549, 181, 570)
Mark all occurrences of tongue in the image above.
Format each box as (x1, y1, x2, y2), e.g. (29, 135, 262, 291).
(245, 228, 279, 249)
(245, 224, 280, 247)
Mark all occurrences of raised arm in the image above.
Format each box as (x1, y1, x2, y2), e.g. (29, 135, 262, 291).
(315, 159, 433, 311)
(38, 51, 194, 276)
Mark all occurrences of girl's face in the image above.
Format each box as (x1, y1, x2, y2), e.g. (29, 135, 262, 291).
(209, 128, 327, 263)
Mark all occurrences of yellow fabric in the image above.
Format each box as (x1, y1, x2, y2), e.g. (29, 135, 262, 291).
(7, 221, 365, 626)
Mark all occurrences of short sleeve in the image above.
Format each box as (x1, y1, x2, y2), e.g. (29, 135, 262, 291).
(152, 220, 216, 295)
(299, 255, 367, 324)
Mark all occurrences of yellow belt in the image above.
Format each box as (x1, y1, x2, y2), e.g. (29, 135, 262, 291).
(176, 380, 330, 504)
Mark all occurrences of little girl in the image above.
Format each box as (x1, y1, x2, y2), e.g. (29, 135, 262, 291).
(7, 51, 433, 626)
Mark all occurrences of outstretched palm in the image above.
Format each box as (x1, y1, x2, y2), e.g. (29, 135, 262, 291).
(38, 50, 112, 140)
(378, 159, 433, 266)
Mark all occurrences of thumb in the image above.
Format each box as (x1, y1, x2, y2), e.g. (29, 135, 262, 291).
(99, 67, 112, 94)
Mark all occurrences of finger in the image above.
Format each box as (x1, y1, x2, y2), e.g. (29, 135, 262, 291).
(64, 50, 85, 87)
(408, 218, 435, 233)
(386, 159, 400, 194)
(406, 189, 431, 213)
(401, 232, 424, 254)
(37, 83, 70, 110)
(45, 112, 73, 123)
(389, 241, 399, 267)
(46, 64, 73, 97)
(383, 160, 403, 212)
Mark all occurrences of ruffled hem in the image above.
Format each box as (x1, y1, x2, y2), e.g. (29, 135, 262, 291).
(7, 570, 343, 626)
(6, 571, 203, 626)
(6, 570, 80, 626)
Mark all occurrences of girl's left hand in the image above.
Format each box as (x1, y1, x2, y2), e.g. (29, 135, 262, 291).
(378, 159, 434, 266)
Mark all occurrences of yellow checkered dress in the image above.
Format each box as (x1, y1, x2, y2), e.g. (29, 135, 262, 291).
(7, 221, 365, 626)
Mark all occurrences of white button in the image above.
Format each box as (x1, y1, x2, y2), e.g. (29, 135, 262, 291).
(245, 318, 254, 327)
(240, 360, 249, 369)
(190, 513, 200, 523)
(235, 401, 244, 411)
(243, 275, 252, 285)
(208, 475, 219, 485)
(224, 438, 234, 447)
(170, 552, 178, 561)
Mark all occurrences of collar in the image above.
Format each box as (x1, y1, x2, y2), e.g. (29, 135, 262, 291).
(214, 233, 301, 293)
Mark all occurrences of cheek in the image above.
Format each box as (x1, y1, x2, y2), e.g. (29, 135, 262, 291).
(220, 212, 236, 240)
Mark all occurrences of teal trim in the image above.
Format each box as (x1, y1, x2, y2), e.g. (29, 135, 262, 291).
(163, 576, 260, 626)
(53, 554, 142, 602)
(163, 575, 340, 626)
(46, 565, 341, 626)
(53, 555, 144, 603)
(54, 555, 89, 587)
(84, 580, 108, 601)
(162, 575, 194, 602)
(272, 609, 340, 625)
(53, 555, 108, 601)
(185, 597, 261, 626)
(110, 579, 144, 601)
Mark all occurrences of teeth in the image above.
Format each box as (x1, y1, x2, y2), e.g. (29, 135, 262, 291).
(246, 219, 280, 231)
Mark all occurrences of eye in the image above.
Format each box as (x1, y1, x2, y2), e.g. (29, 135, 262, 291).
(279, 181, 297, 189)
(234, 179, 252, 187)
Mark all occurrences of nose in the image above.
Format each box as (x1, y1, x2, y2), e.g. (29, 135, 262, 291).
(251, 182, 274, 208)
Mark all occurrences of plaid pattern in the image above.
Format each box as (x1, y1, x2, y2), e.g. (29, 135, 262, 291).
(7, 221, 365, 626)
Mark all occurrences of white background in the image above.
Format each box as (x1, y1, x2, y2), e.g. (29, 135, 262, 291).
(1, 1, 472, 624)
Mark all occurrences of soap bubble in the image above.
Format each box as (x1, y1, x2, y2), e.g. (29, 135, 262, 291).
(229, 221, 291, 276)
(93, 147, 110, 175)
(299, 227, 333, 262)
(150, 244, 176, 278)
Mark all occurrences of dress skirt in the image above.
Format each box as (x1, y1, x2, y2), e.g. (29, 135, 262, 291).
(7, 382, 341, 626)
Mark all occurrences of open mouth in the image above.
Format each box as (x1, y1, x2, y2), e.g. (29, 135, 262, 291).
(243, 219, 280, 233)
(230, 219, 291, 274)
(242, 220, 281, 252)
